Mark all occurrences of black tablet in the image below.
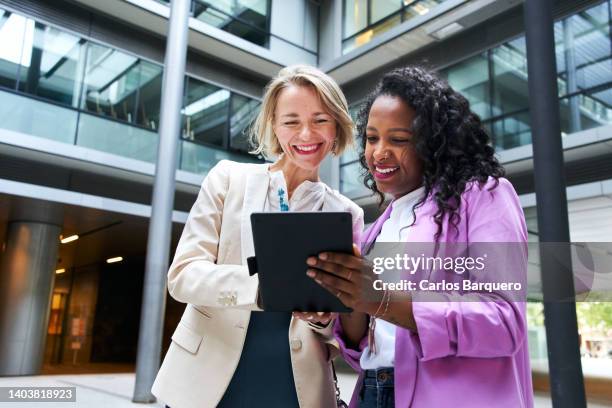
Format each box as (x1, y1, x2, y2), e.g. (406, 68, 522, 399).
(249, 212, 353, 313)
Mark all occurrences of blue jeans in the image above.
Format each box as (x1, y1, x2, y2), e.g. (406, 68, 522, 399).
(358, 367, 395, 408)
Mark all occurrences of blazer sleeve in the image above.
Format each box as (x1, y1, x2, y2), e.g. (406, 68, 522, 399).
(167, 160, 259, 309)
(409, 178, 528, 360)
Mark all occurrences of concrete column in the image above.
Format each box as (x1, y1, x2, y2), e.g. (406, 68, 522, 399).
(0, 200, 63, 375)
(524, 1, 586, 406)
(133, 0, 191, 402)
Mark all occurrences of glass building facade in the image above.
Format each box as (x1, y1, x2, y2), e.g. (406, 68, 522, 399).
(158, 0, 272, 47)
(0, 6, 263, 175)
(442, 1, 612, 151)
(340, 0, 612, 197)
(342, 0, 449, 54)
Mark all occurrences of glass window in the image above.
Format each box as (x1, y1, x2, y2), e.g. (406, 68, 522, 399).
(340, 161, 369, 198)
(444, 54, 491, 120)
(490, 38, 530, 118)
(0, 9, 26, 89)
(180, 139, 262, 175)
(182, 77, 230, 148)
(372, 0, 401, 24)
(0, 88, 78, 144)
(81, 42, 139, 124)
(565, 4, 611, 92)
(192, 0, 270, 47)
(403, 0, 444, 19)
(229, 93, 259, 153)
(17, 21, 83, 107)
(344, 0, 368, 38)
(135, 61, 162, 130)
(490, 111, 531, 150)
(77, 112, 158, 162)
(303, 0, 319, 53)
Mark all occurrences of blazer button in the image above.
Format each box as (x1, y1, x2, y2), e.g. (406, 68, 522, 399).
(290, 338, 302, 351)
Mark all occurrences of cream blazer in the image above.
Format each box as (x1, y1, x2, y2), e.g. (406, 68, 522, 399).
(152, 160, 364, 408)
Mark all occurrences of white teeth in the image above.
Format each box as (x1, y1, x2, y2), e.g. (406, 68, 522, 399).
(376, 167, 398, 174)
(295, 145, 319, 152)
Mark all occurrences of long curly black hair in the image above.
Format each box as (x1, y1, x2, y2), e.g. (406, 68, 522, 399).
(356, 66, 505, 240)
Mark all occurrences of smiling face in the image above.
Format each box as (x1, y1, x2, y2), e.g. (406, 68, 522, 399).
(272, 84, 336, 171)
(365, 95, 423, 198)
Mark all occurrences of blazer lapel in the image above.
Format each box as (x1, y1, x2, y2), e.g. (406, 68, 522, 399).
(240, 172, 269, 265)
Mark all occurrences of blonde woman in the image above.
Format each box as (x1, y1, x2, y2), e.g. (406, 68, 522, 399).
(152, 65, 364, 408)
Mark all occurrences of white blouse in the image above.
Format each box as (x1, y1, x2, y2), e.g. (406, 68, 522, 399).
(360, 186, 425, 370)
(264, 169, 327, 212)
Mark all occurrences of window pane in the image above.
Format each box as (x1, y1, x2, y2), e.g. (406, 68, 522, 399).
(135, 61, 162, 130)
(303, 0, 318, 52)
(180, 140, 262, 175)
(81, 42, 139, 124)
(230, 93, 259, 153)
(340, 161, 369, 198)
(0, 88, 77, 143)
(491, 38, 530, 118)
(444, 53, 491, 120)
(489, 111, 531, 150)
(77, 112, 158, 162)
(372, 0, 401, 24)
(0, 9, 25, 89)
(565, 4, 611, 92)
(559, 84, 612, 134)
(344, 0, 368, 38)
(193, 0, 270, 47)
(403, 0, 447, 20)
(182, 77, 230, 148)
(17, 21, 83, 107)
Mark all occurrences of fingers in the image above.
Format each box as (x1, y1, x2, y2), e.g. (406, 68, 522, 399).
(307, 258, 351, 280)
(307, 268, 354, 294)
(317, 252, 364, 270)
(316, 280, 351, 306)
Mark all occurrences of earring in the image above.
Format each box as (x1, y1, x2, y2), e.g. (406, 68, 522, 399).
(331, 138, 338, 156)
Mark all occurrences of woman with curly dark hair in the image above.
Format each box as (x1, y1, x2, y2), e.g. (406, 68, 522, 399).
(306, 66, 533, 407)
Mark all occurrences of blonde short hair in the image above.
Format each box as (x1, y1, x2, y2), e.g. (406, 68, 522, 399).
(249, 64, 354, 159)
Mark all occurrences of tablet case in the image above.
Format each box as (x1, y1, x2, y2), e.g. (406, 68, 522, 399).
(249, 212, 353, 312)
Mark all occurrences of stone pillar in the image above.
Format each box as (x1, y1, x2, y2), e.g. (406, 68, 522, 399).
(0, 200, 63, 375)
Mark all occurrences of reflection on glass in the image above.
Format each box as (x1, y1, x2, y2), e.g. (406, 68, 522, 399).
(445, 54, 491, 120)
(344, 0, 368, 38)
(342, 0, 449, 53)
(77, 113, 158, 162)
(490, 111, 531, 150)
(0, 89, 78, 144)
(440, 0, 611, 150)
(372, 0, 402, 23)
(340, 161, 369, 198)
(403, 0, 442, 19)
(0, 9, 26, 89)
(81, 42, 139, 124)
(192, 0, 269, 47)
(182, 77, 230, 148)
(135, 61, 162, 130)
(8, 16, 83, 106)
(180, 139, 261, 174)
(230, 93, 259, 153)
(491, 38, 530, 118)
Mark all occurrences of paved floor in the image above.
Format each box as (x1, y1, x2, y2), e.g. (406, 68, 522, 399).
(0, 371, 610, 407)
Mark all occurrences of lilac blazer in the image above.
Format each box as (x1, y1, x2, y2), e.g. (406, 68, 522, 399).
(334, 177, 533, 408)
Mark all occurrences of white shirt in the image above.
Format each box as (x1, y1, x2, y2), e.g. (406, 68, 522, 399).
(360, 186, 425, 369)
(264, 169, 326, 212)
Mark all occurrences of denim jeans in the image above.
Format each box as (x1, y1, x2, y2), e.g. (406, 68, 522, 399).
(358, 367, 395, 408)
